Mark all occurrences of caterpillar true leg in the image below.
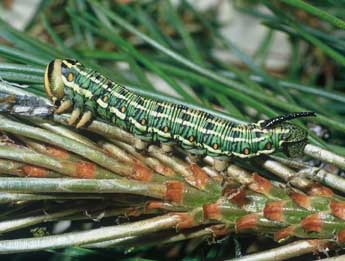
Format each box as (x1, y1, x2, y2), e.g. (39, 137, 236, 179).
(76, 111, 92, 129)
(68, 108, 81, 125)
(55, 100, 72, 114)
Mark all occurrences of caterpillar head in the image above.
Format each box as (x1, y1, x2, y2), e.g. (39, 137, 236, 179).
(260, 112, 315, 157)
(279, 122, 309, 157)
(44, 59, 78, 106)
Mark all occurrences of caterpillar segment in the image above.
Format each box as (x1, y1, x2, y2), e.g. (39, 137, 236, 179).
(44, 59, 316, 166)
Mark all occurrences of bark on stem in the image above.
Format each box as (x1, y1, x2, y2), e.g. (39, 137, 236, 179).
(53, 114, 136, 145)
(0, 192, 104, 203)
(257, 158, 313, 189)
(0, 146, 117, 179)
(0, 214, 180, 253)
(0, 177, 166, 198)
(0, 206, 84, 233)
(304, 144, 345, 170)
(0, 115, 133, 176)
(84, 226, 217, 248)
(227, 240, 329, 261)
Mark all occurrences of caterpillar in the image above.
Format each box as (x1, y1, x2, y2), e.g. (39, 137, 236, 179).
(44, 59, 315, 164)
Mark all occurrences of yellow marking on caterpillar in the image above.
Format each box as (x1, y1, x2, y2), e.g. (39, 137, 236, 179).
(110, 106, 126, 120)
(96, 98, 108, 108)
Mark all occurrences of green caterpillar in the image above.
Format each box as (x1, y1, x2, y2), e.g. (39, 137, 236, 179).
(44, 59, 315, 161)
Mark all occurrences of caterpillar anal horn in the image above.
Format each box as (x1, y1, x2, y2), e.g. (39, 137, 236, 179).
(76, 111, 92, 128)
(68, 108, 81, 125)
(56, 100, 72, 114)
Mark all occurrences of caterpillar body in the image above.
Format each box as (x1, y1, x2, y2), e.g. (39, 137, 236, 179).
(44, 59, 315, 160)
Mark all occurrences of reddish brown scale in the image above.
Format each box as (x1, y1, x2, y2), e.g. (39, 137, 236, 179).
(264, 201, 285, 222)
(153, 163, 175, 177)
(227, 188, 249, 207)
(290, 192, 311, 209)
(308, 185, 333, 197)
(132, 162, 153, 181)
(301, 213, 322, 232)
(330, 201, 345, 220)
(174, 213, 195, 229)
(46, 146, 69, 160)
(307, 239, 329, 252)
(235, 213, 258, 232)
(203, 203, 221, 220)
(274, 225, 296, 242)
(145, 201, 165, 210)
(248, 173, 271, 195)
(22, 165, 49, 177)
(75, 161, 96, 179)
(337, 229, 345, 243)
(165, 181, 184, 204)
(125, 207, 142, 217)
(188, 163, 209, 189)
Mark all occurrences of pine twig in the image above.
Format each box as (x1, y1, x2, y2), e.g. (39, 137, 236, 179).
(227, 239, 330, 261)
(0, 214, 182, 253)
